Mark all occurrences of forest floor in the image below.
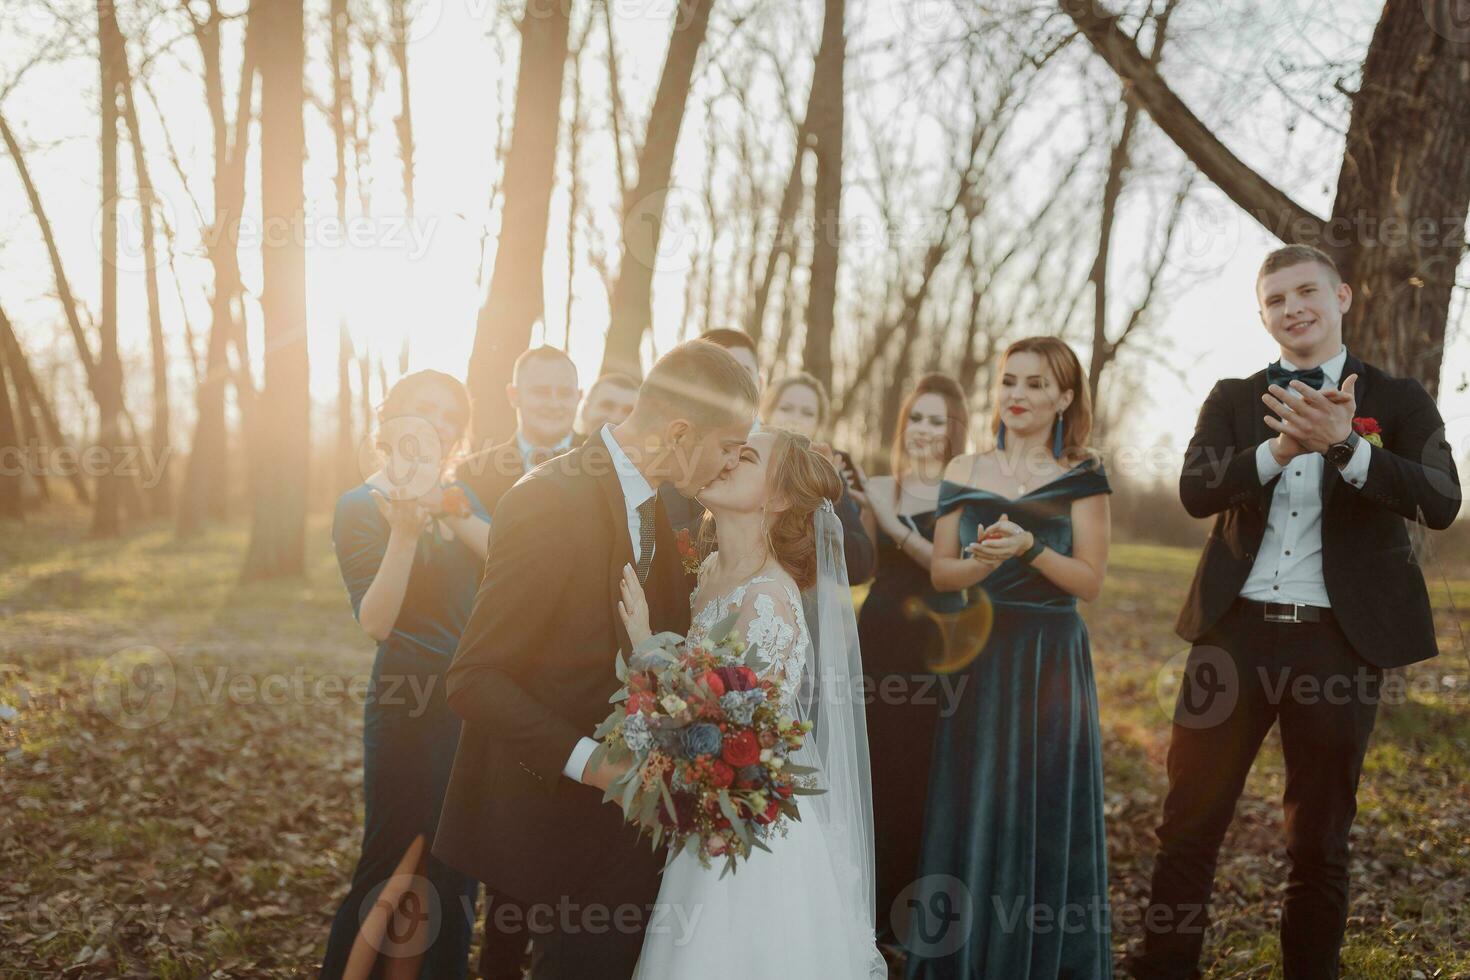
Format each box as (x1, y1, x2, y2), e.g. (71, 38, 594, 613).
(2, 506, 1468, 978)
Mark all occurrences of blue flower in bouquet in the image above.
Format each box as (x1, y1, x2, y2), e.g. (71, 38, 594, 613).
(681, 722, 723, 758)
(653, 727, 683, 754)
(622, 712, 653, 753)
(719, 691, 757, 725)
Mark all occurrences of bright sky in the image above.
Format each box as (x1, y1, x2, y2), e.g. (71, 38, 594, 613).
(1, 0, 1467, 490)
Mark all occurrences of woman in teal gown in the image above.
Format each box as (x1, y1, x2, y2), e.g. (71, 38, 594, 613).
(322, 371, 491, 980)
(908, 337, 1113, 979)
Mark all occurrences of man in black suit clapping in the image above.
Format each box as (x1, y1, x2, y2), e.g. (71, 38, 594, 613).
(1127, 245, 1461, 980)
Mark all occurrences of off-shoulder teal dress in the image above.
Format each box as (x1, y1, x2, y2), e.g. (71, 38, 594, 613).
(905, 456, 1113, 979)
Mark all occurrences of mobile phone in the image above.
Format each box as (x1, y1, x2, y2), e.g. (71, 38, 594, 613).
(833, 450, 863, 491)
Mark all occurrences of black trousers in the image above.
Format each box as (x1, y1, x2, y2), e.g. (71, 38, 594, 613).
(478, 888, 528, 980)
(1127, 598, 1381, 980)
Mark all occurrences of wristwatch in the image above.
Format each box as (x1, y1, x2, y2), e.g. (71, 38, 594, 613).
(1017, 536, 1045, 565)
(1324, 430, 1361, 470)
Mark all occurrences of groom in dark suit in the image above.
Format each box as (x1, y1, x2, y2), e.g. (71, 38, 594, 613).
(1127, 245, 1461, 980)
(434, 340, 758, 979)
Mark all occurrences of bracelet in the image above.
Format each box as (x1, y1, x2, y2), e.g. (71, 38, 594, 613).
(899, 526, 915, 549)
(1017, 535, 1045, 565)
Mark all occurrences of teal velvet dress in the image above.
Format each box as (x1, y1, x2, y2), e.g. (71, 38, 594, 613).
(906, 456, 1113, 980)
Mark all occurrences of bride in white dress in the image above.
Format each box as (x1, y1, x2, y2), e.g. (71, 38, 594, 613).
(617, 429, 886, 979)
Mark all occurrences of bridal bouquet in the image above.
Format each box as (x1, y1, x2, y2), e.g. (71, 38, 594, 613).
(588, 611, 821, 875)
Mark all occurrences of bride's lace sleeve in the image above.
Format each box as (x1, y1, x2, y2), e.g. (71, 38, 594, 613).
(730, 581, 803, 700)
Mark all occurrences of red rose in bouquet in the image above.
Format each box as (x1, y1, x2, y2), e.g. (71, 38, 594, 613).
(721, 730, 761, 768)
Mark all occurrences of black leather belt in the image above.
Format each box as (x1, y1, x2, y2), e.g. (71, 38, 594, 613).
(1240, 598, 1331, 624)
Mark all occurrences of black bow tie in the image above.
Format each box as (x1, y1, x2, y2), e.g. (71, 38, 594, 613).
(1267, 361, 1327, 391)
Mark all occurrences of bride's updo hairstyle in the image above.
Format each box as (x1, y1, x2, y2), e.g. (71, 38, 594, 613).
(764, 428, 845, 591)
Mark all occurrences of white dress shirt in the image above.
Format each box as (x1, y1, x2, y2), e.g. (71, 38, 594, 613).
(515, 429, 573, 471)
(1240, 346, 1372, 606)
(563, 424, 657, 783)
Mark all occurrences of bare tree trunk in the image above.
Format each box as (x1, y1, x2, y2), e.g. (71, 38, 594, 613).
(0, 302, 22, 520)
(92, 0, 124, 538)
(388, 0, 416, 221)
(0, 306, 90, 503)
(179, 0, 256, 537)
(1060, 0, 1470, 395)
(0, 113, 101, 397)
(802, 0, 846, 391)
(745, 117, 808, 345)
(601, 0, 631, 204)
(878, 320, 918, 449)
(359, 348, 373, 438)
(599, 0, 717, 378)
(337, 326, 357, 489)
(1328, 0, 1470, 389)
(1087, 0, 1177, 408)
(110, 13, 173, 518)
(331, 0, 357, 494)
(467, 4, 571, 444)
(241, 0, 309, 580)
(11, 362, 46, 504)
(565, 15, 592, 349)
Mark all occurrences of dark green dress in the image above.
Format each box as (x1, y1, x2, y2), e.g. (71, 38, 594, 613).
(906, 456, 1112, 980)
(321, 480, 489, 979)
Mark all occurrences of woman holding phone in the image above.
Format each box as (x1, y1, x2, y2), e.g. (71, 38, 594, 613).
(845, 373, 970, 947)
(322, 371, 490, 980)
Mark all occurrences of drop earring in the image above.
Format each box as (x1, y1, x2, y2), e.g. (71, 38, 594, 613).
(997, 421, 1007, 450)
(1052, 415, 1065, 459)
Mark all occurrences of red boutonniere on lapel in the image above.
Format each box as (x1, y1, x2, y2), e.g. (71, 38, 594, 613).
(675, 528, 701, 576)
(1352, 417, 1383, 448)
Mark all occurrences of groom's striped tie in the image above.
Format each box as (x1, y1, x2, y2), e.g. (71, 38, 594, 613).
(636, 498, 658, 584)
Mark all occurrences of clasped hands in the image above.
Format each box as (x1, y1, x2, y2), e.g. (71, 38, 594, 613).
(1262, 375, 1357, 464)
(965, 512, 1035, 565)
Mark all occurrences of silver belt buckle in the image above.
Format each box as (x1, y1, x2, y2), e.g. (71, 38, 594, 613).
(1264, 602, 1301, 623)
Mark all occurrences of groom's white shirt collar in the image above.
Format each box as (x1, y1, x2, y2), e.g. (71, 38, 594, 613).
(598, 423, 655, 510)
(1279, 344, 1348, 387)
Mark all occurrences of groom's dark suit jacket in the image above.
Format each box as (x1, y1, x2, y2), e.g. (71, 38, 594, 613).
(1176, 352, 1460, 669)
(434, 440, 693, 907)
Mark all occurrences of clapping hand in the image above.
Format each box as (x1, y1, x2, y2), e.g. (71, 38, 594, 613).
(370, 486, 429, 540)
(618, 563, 652, 647)
(1263, 374, 1357, 456)
(965, 513, 1034, 563)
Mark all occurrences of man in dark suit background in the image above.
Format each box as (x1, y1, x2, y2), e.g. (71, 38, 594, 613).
(434, 340, 759, 979)
(1127, 245, 1461, 980)
(458, 345, 581, 516)
(574, 372, 639, 446)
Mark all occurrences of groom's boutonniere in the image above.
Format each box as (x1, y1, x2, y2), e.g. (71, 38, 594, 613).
(1352, 417, 1384, 448)
(675, 528, 701, 576)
